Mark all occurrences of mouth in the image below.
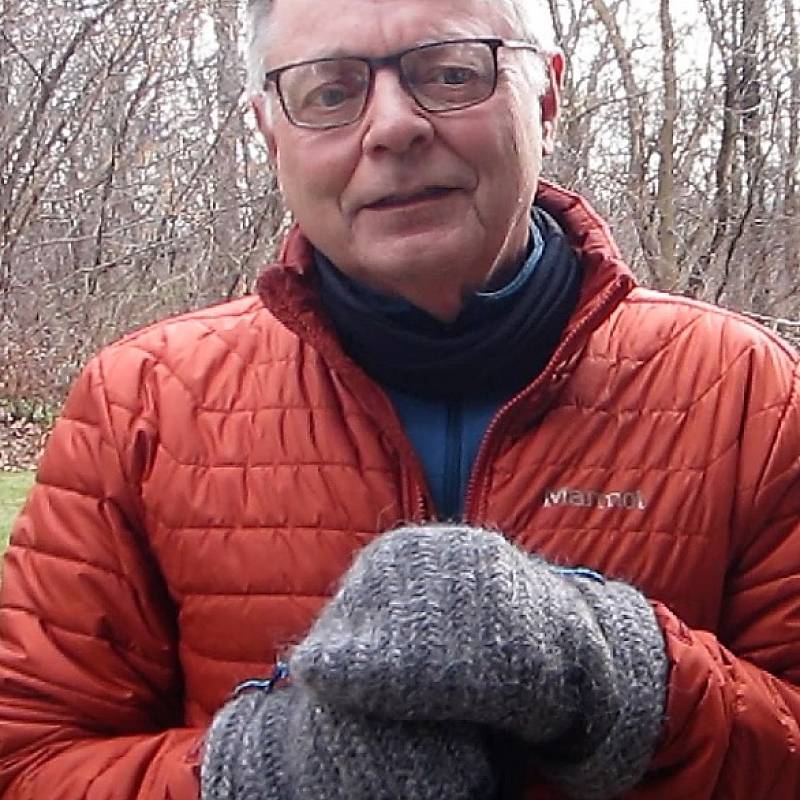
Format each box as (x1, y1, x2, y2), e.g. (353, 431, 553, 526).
(364, 186, 458, 210)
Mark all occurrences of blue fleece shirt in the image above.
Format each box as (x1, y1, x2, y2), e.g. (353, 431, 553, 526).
(386, 225, 545, 518)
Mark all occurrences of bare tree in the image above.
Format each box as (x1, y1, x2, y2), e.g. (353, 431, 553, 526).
(549, 0, 800, 319)
(1, 0, 286, 408)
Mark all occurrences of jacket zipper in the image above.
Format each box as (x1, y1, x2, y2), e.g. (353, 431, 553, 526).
(415, 482, 428, 522)
(397, 430, 430, 524)
(463, 278, 632, 520)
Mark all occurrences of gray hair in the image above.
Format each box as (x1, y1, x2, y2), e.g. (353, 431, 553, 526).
(245, 0, 556, 97)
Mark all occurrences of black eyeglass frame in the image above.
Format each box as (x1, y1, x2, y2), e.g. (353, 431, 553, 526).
(262, 37, 542, 130)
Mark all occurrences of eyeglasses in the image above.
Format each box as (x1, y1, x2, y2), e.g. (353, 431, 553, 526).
(263, 37, 541, 130)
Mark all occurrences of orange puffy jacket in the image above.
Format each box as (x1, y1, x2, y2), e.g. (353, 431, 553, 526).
(1, 181, 799, 799)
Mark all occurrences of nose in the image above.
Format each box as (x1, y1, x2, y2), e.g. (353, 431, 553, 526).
(361, 68, 435, 155)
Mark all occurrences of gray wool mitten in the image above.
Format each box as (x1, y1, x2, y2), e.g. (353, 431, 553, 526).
(291, 524, 668, 800)
(200, 682, 498, 800)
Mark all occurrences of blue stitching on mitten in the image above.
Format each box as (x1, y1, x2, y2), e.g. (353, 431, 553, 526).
(553, 565, 606, 584)
(232, 661, 290, 699)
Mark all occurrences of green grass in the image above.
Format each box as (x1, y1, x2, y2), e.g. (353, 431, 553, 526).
(0, 472, 35, 550)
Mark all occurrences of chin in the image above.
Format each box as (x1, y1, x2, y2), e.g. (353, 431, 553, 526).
(363, 247, 471, 281)
(365, 228, 483, 270)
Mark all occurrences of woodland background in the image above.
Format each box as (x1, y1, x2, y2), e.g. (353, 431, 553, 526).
(2, 0, 800, 469)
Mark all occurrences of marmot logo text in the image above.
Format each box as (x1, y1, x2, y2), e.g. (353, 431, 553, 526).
(543, 487, 647, 510)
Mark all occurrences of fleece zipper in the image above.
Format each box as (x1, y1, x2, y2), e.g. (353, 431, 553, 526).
(441, 399, 464, 520)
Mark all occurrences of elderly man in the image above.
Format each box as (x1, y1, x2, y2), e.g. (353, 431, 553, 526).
(1, 0, 799, 798)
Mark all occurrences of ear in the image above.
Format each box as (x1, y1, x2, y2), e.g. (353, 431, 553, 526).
(540, 50, 564, 156)
(251, 93, 278, 162)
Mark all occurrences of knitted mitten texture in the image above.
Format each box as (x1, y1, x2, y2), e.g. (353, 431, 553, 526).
(200, 683, 497, 800)
(291, 524, 668, 800)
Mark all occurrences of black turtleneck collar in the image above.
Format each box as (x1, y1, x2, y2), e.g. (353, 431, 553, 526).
(316, 206, 582, 400)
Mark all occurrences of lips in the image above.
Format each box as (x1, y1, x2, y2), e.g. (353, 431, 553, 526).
(363, 186, 458, 210)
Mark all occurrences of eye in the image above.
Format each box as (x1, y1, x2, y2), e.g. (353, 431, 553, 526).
(413, 63, 484, 91)
(434, 66, 477, 86)
(297, 72, 368, 112)
(301, 83, 354, 110)
(314, 85, 350, 108)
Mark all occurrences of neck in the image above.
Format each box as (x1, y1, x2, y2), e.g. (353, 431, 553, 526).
(351, 238, 532, 323)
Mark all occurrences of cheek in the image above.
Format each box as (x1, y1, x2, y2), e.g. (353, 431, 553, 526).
(497, 76, 543, 184)
(499, 108, 541, 205)
(460, 103, 532, 191)
(472, 120, 528, 202)
(510, 121, 537, 186)
(276, 137, 359, 218)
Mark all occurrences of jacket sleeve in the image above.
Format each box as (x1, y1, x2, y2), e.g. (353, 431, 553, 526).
(0, 354, 202, 799)
(641, 347, 800, 798)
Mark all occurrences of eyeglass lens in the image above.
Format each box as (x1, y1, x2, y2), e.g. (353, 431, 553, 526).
(278, 40, 497, 128)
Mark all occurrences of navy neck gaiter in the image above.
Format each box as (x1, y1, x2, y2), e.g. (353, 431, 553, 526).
(316, 207, 582, 399)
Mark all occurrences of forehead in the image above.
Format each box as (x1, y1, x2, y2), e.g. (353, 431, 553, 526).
(266, 0, 514, 64)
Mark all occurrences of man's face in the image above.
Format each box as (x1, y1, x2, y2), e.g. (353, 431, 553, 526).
(253, 0, 561, 320)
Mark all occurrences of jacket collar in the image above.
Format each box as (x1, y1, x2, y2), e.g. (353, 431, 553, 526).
(256, 180, 636, 404)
